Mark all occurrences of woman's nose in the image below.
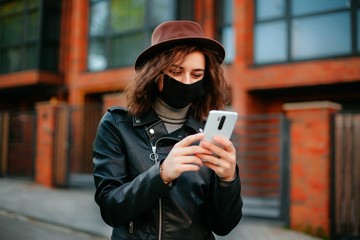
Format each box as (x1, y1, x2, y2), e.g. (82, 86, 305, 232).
(182, 74, 192, 84)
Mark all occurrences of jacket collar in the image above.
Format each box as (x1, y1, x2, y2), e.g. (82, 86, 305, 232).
(133, 109, 204, 134)
(133, 110, 160, 126)
(184, 113, 204, 133)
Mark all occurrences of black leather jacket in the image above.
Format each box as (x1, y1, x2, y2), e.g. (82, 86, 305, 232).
(93, 107, 242, 240)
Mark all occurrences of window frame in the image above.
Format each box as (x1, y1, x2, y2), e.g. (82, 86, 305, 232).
(253, 0, 360, 66)
(87, 0, 194, 72)
(0, 0, 41, 73)
(0, 0, 61, 74)
(216, 0, 235, 64)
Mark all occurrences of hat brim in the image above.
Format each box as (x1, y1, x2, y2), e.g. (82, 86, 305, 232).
(134, 37, 225, 71)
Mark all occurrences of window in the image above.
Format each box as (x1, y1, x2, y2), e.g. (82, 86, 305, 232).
(254, 0, 360, 65)
(216, 0, 235, 63)
(292, 12, 351, 60)
(255, 20, 287, 63)
(88, 0, 194, 71)
(0, 0, 61, 74)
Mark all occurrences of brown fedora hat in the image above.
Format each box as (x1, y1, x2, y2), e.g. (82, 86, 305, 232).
(135, 20, 225, 70)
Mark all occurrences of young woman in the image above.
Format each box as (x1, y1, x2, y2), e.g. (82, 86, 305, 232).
(93, 20, 242, 240)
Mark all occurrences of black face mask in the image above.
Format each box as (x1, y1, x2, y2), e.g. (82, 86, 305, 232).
(159, 75, 205, 109)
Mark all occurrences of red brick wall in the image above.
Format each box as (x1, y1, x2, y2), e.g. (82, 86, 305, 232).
(231, 0, 360, 115)
(103, 93, 127, 111)
(52, 2, 360, 236)
(35, 102, 56, 187)
(284, 101, 341, 237)
(2, 1, 358, 237)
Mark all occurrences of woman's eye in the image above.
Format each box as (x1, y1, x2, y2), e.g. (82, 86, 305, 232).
(170, 70, 182, 75)
(193, 73, 204, 78)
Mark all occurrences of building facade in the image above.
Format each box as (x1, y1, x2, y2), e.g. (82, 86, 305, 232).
(0, 0, 359, 239)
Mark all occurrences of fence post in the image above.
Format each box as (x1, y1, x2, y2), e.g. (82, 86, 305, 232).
(53, 104, 70, 187)
(35, 101, 56, 187)
(283, 101, 341, 238)
(35, 101, 69, 188)
(0, 112, 9, 177)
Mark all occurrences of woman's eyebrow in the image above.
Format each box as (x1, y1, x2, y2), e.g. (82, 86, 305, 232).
(170, 64, 182, 69)
(169, 65, 204, 72)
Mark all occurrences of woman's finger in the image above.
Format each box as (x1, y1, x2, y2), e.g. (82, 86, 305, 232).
(175, 133, 204, 147)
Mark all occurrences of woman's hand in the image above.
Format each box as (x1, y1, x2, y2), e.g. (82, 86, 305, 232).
(160, 133, 211, 183)
(197, 136, 237, 182)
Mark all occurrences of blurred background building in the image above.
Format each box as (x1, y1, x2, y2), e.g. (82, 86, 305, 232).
(0, 0, 359, 239)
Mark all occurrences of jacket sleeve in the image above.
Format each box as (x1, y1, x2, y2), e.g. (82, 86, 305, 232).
(208, 166, 243, 236)
(92, 111, 170, 227)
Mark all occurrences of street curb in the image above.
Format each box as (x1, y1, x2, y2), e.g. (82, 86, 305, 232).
(0, 208, 108, 239)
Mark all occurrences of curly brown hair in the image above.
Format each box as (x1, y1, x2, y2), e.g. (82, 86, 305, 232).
(126, 44, 230, 121)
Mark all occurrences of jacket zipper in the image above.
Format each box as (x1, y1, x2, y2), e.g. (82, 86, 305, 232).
(129, 221, 134, 233)
(158, 199, 163, 240)
(149, 136, 179, 162)
(148, 136, 179, 240)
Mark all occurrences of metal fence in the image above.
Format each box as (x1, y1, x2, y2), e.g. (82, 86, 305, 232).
(0, 110, 36, 179)
(53, 104, 104, 187)
(0, 107, 291, 223)
(0, 105, 104, 187)
(331, 113, 360, 239)
(233, 114, 290, 223)
(3, 106, 360, 236)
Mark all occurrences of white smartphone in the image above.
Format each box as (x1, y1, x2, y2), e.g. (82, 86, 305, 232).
(202, 110, 238, 143)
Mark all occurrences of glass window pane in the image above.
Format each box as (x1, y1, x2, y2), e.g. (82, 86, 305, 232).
(43, 13, 61, 41)
(2, 15, 23, 45)
(292, 12, 351, 60)
(41, 46, 58, 71)
(0, 0, 24, 15)
(0, 50, 5, 73)
(28, 0, 40, 8)
(110, 32, 144, 66)
(222, 27, 234, 63)
(88, 38, 108, 71)
(111, 0, 145, 32)
(26, 44, 38, 69)
(0, 20, 3, 44)
(292, 0, 350, 16)
(0, 0, 60, 73)
(40, 2, 61, 72)
(217, 0, 233, 63)
(223, 0, 233, 24)
(256, 0, 285, 21)
(28, 11, 40, 40)
(255, 21, 287, 64)
(177, 0, 194, 20)
(89, 1, 109, 36)
(358, 9, 360, 52)
(3, 47, 22, 71)
(148, 0, 175, 26)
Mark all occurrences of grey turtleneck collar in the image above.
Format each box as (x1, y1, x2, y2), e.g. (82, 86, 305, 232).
(153, 98, 190, 133)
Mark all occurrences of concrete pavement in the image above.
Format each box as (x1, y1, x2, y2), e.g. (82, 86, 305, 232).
(0, 178, 321, 240)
